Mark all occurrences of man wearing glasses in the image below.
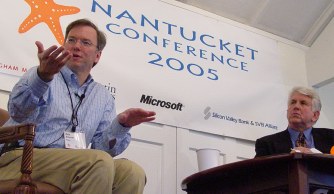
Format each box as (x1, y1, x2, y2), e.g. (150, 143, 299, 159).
(0, 18, 156, 194)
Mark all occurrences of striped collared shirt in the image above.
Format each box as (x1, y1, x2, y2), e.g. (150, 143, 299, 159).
(4, 66, 131, 156)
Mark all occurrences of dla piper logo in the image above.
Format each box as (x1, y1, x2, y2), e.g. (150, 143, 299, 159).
(104, 83, 116, 99)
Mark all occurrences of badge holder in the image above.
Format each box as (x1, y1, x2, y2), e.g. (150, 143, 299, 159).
(64, 131, 88, 149)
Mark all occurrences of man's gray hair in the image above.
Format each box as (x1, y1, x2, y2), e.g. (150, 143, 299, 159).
(288, 86, 322, 112)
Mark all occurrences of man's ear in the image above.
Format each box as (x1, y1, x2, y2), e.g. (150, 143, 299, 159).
(312, 111, 320, 122)
(93, 50, 102, 68)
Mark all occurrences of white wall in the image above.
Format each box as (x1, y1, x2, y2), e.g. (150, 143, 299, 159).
(315, 82, 334, 128)
(306, 17, 334, 87)
(306, 17, 334, 129)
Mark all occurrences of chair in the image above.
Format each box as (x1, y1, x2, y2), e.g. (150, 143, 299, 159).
(0, 108, 64, 194)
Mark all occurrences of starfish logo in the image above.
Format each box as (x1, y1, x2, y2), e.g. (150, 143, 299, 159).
(18, 0, 80, 44)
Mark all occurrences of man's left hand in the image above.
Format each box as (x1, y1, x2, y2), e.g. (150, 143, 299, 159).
(118, 108, 156, 127)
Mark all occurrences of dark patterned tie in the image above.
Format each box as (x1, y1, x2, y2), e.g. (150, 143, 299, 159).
(296, 132, 307, 147)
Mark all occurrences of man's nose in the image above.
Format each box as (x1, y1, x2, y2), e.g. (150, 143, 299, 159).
(72, 41, 81, 50)
(292, 102, 301, 109)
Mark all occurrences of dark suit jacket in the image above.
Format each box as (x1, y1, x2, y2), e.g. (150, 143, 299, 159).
(255, 128, 334, 157)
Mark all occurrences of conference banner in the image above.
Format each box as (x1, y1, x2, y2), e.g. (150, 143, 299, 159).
(0, 0, 304, 140)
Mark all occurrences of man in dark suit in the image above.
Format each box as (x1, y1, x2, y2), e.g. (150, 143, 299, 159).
(255, 86, 334, 157)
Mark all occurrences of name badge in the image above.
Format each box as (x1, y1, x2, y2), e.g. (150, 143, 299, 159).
(64, 131, 87, 149)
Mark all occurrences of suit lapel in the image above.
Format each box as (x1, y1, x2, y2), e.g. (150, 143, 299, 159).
(312, 128, 327, 153)
(274, 129, 293, 153)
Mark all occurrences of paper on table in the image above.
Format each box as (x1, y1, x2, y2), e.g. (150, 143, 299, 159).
(309, 148, 322, 153)
(291, 148, 322, 153)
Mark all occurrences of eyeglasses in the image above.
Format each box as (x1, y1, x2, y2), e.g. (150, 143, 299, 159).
(66, 37, 97, 48)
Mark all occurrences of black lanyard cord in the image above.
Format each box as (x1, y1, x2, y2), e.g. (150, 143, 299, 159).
(60, 71, 87, 132)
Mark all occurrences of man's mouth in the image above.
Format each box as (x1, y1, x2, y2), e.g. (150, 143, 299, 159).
(72, 53, 81, 58)
(291, 112, 301, 117)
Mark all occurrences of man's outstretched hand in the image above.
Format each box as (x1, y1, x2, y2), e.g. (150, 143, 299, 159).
(117, 108, 156, 127)
(35, 41, 71, 82)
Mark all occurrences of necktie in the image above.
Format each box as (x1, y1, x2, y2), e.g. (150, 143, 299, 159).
(296, 132, 307, 147)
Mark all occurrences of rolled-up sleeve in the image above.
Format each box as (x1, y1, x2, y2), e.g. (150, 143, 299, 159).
(8, 66, 50, 123)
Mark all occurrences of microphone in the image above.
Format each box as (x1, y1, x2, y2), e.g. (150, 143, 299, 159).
(75, 93, 85, 100)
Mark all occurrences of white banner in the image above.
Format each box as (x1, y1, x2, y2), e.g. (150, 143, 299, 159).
(0, 0, 304, 140)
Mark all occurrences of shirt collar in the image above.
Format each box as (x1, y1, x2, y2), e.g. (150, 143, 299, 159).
(288, 127, 313, 141)
(60, 66, 94, 87)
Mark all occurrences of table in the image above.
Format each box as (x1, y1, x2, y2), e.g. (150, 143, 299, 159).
(181, 153, 334, 194)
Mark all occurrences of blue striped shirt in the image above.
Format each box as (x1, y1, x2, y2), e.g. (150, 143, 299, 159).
(4, 66, 131, 156)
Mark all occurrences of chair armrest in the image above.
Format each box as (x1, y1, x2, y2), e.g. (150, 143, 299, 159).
(0, 123, 35, 144)
(0, 123, 37, 193)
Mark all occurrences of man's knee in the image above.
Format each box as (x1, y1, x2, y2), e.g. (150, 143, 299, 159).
(20, 149, 116, 193)
(66, 149, 116, 192)
(113, 159, 146, 194)
(38, 148, 114, 166)
(115, 158, 146, 184)
(78, 149, 115, 169)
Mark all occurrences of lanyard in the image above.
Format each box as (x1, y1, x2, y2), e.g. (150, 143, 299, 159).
(60, 71, 88, 132)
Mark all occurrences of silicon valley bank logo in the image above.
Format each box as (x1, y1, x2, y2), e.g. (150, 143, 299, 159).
(140, 95, 183, 111)
(203, 106, 212, 120)
(203, 106, 239, 123)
